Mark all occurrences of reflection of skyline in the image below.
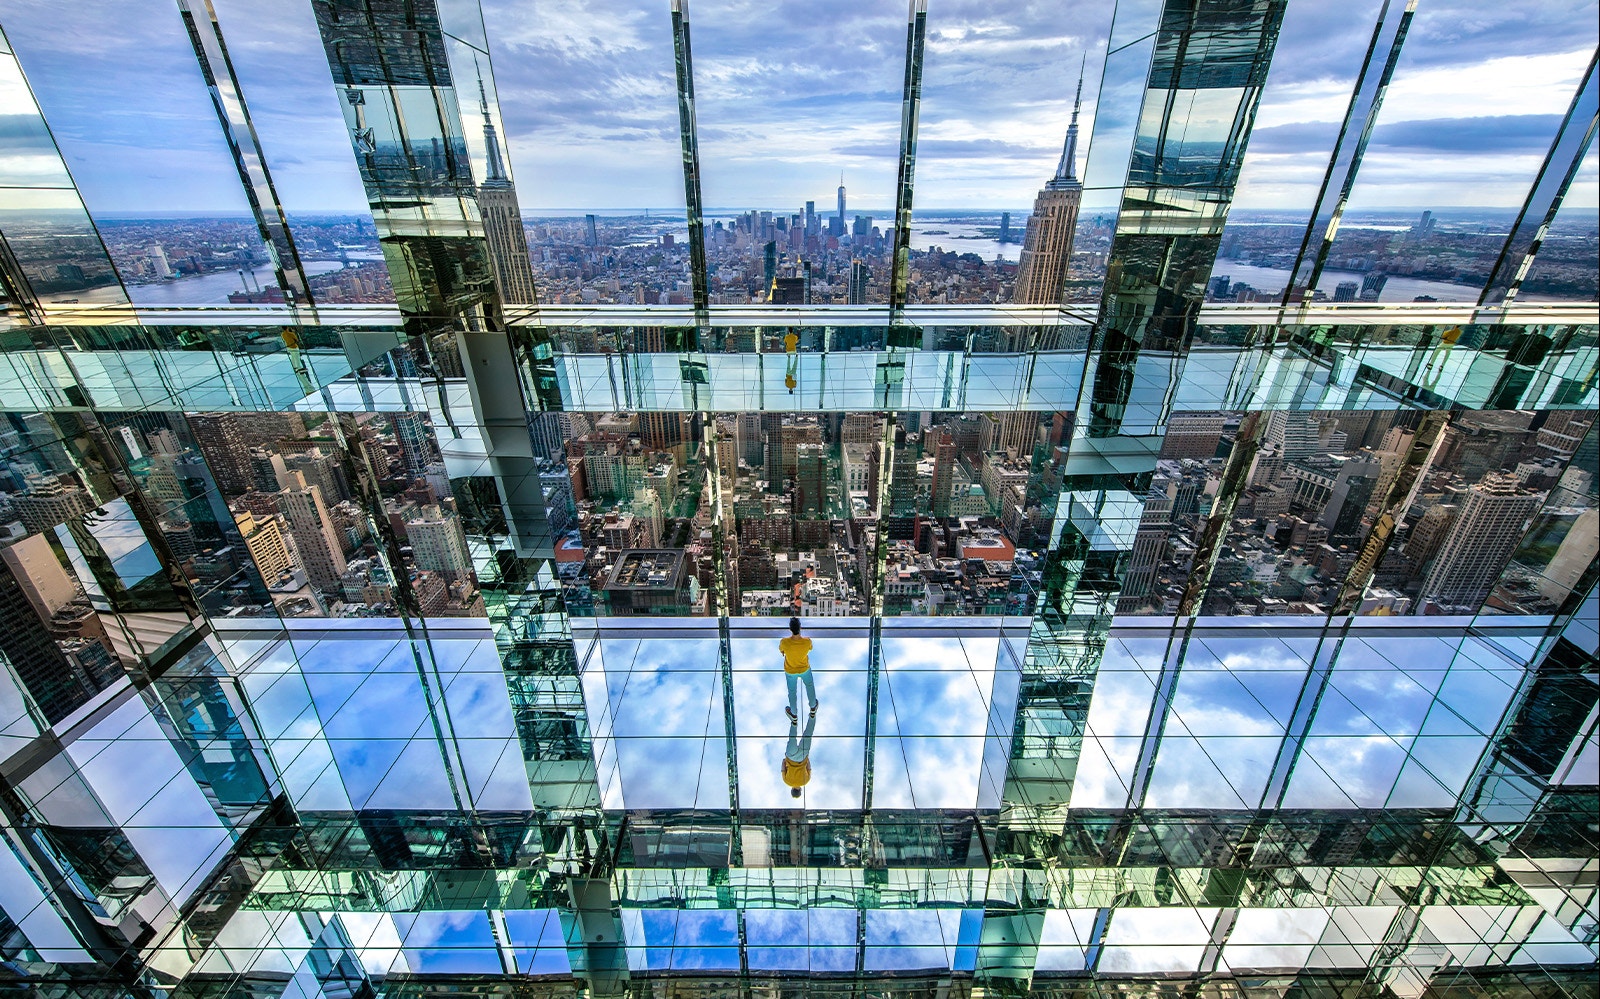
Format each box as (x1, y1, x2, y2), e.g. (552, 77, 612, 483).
(1119, 409, 1594, 619)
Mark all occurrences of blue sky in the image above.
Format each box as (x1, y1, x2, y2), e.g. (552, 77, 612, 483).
(2, 0, 1594, 213)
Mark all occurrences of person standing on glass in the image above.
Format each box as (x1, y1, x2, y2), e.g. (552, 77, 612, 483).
(780, 616, 818, 721)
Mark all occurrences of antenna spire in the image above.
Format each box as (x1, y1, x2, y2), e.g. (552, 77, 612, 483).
(1050, 55, 1086, 187)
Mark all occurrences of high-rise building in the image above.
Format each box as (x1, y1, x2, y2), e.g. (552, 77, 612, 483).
(235, 508, 295, 585)
(474, 74, 538, 304)
(1263, 411, 1328, 463)
(276, 473, 347, 589)
(847, 259, 869, 304)
(0, 11, 1594, 999)
(188, 413, 254, 494)
(1012, 68, 1085, 305)
(930, 431, 956, 518)
(793, 443, 826, 518)
(1418, 472, 1546, 611)
(393, 412, 436, 474)
(0, 546, 111, 724)
(836, 173, 846, 229)
(1162, 412, 1228, 460)
(407, 509, 474, 578)
(13, 474, 92, 534)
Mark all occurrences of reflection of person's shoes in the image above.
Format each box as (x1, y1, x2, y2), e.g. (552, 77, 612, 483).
(786, 707, 797, 721)
(809, 704, 818, 716)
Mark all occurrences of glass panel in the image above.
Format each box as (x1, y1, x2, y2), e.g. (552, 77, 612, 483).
(1520, 146, 1599, 302)
(5, 0, 266, 305)
(208, 0, 394, 304)
(0, 33, 127, 309)
(906, 0, 1115, 306)
(1211, 0, 1389, 304)
(1323, 2, 1599, 303)
(692, 1, 907, 305)
(478, 0, 692, 306)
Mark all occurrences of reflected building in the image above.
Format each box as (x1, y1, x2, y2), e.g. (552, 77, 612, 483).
(1011, 70, 1085, 306)
(474, 75, 538, 305)
(1418, 471, 1546, 612)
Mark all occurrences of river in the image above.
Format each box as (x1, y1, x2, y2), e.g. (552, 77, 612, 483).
(127, 259, 371, 306)
(1209, 261, 1484, 303)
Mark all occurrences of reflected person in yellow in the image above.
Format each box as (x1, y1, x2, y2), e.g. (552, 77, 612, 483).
(779, 616, 818, 722)
(783, 330, 799, 394)
(783, 710, 816, 799)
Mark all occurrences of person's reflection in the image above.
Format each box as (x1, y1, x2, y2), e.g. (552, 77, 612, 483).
(784, 330, 799, 394)
(783, 711, 816, 799)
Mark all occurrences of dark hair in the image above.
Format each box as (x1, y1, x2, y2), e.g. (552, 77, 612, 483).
(791, 787, 802, 798)
(789, 617, 801, 634)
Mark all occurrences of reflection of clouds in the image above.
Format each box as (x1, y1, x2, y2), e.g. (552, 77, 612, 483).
(1034, 909, 1100, 972)
(393, 911, 501, 975)
(1069, 735, 1141, 808)
(502, 909, 571, 975)
(1222, 907, 1329, 972)
(603, 639, 722, 737)
(864, 910, 973, 971)
(1286, 736, 1406, 808)
(1146, 734, 1254, 809)
(68, 700, 231, 904)
(872, 736, 983, 809)
(623, 910, 740, 972)
(2, 0, 256, 213)
(1145, 640, 1310, 807)
(590, 638, 726, 809)
(745, 909, 857, 972)
(1099, 907, 1217, 974)
(877, 636, 996, 808)
(612, 737, 728, 810)
(337, 912, 403, 976)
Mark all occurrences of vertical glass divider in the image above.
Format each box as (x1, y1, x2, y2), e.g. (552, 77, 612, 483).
(1278, 0, 1416, 320)
(178, 0, 318, 315)
(670, 0, 710, 333)
(1476, 51, 1600, 318)
(889, 0, 928, 321)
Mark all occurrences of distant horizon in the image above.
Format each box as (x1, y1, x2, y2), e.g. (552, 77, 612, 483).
(9, 205, 1590, 220)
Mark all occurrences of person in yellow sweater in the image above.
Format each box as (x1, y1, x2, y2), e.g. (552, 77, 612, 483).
(779, 616, 818, 721)
(782, 711, 816, 799)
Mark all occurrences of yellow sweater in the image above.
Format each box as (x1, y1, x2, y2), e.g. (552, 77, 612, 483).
(782, 756, 811, 787)
(779, 635, 812, 674)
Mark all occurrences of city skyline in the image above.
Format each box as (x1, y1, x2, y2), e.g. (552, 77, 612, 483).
(0, 0, 1592, 213)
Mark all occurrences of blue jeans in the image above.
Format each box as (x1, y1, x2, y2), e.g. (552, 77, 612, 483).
(785, 669, 818, 714)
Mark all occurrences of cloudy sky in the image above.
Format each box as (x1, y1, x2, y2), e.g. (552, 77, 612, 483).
(0, 0, 1594, 215)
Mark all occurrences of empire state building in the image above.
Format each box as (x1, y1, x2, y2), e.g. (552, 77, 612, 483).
(474, 77, 539, 305)
(1012, 72, 1085, 306)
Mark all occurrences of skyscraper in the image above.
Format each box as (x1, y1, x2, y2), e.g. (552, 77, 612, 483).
(276, 472, 347, 589)
(1012, 67, 1085, 305)
(836, 173, 846, 230)
(847, 259, 869, 304)
(474, 73, 539, 305)
(1418, 472, 1545, 611)
(930, 431, 956, 518)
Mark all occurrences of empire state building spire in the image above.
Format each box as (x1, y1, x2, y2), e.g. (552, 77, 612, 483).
(1047, 60, 1085, 190)
(478, 68, 509, 185)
